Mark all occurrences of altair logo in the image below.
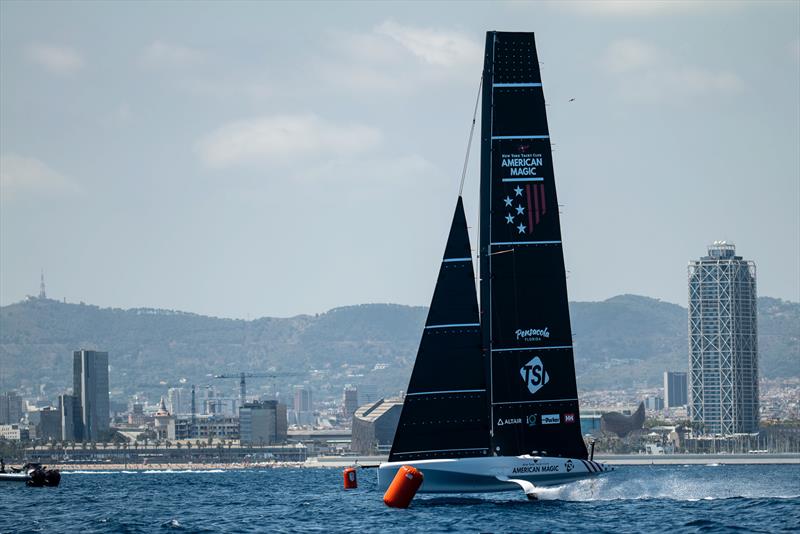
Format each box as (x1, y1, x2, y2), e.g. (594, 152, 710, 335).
(496, 417, 522, 426)
(520, 356, 550, 395)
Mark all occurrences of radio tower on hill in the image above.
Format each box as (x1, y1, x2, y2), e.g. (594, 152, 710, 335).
(39, 269, 47, 299)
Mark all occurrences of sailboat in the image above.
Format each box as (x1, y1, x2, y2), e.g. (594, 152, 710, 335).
(377, 31, 611, 498)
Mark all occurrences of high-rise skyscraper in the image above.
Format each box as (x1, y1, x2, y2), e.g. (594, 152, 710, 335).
(73, 350, 110, 441)
(0, 391, 23, 424)
(663, 371, 688, 408)
(59, 394, 82, 441)
(292, 385, 314, 426)
(293, 385, 313, 413)
(688, 242, 758, 434)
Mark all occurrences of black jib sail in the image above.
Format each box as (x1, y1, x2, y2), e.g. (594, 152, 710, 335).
(478, 31, 588, 460)
(389, 197, 490, 462)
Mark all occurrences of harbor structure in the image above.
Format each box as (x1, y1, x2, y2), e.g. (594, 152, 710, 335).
(688, 242, 759, 434)
(73, 350, 110, 441)
(664, 371, 688, 408)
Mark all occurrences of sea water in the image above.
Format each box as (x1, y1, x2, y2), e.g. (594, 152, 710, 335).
(1, 464, 798, 533)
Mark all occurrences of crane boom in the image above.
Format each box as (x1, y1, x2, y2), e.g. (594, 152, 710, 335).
(212, 371, 303, 404)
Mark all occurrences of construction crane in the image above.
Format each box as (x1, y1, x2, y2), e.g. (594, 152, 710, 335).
(213, 372, 303, 405)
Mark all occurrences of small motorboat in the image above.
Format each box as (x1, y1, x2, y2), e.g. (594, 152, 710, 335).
(0, 463, 61, 487)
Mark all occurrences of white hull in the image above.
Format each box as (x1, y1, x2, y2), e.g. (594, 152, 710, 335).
(378, 455, 611, 494)
(0, 472, 29, 482)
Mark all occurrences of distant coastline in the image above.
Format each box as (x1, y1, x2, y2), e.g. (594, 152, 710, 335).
(44, 453, 800, 472)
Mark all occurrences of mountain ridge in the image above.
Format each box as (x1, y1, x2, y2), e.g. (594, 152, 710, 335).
(1, 295, 797, 400)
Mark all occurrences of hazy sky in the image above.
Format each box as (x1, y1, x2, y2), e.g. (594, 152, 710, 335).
(1, 1, 798, 318)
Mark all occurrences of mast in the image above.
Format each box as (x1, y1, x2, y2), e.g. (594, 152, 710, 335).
(479, 31, 495, 449)
(479, 31, 588, 460)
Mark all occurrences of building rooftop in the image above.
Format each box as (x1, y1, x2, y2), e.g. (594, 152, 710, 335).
(353, 398, 403, 423)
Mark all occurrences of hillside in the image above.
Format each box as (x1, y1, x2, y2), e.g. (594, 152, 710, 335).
(1, 295, 797, 401)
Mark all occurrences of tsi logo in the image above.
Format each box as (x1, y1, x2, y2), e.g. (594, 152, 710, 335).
(541, 414, 560, 425)
(520, 356, 550, 395)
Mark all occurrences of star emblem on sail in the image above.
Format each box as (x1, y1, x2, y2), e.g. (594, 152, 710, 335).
(505, 184, 547, 236)
(520, 356, 550, 395)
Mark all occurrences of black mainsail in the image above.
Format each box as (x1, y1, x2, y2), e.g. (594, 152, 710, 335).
(389, 31, 587, 464)
(479, 31, 587, 460)
(389, 197, 490, 461)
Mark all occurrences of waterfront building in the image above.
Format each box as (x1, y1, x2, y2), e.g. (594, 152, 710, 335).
(0, 423, 29, 441)
(645, 396, 664, 411)
(168, 414, 240, 441)
(350, 398, 402, 455)
(0, 391, 23, 424)
(167, 387, 191, 415)
(293, 385, 314, 426)
(59, 394, 82, 441)
(342, 385, 358, 418)
(664, 371, 688, 408)
(128, 402, 146, 425)
(31, 406, 62, 441)
(688, 242, 759, 434)
(73, 349, 110, 441)
(154, 397, 173, 440)
(239, 400, 288, 445)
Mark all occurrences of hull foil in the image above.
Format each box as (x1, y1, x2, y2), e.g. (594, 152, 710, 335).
(378, 456, 611, 494)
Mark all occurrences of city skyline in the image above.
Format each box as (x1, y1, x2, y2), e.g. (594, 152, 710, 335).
(1, 2, 798, 318)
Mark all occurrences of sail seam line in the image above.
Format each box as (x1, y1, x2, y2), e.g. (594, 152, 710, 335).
(492, 398, 578, 405)
(406, 389, 486, 396)
(493, 83, 542, 88)
(490, 240, 561, 246)
(425, 323, 480, 329)
(491, 135, 549, 140)
(492, 345, 572, 352)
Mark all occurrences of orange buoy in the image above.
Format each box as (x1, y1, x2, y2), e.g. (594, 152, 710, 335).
(383, 465, 423, 508)
(343, 467, 358, 489)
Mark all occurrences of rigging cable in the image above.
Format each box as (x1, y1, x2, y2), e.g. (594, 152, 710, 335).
(458, 75, 483, 197)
